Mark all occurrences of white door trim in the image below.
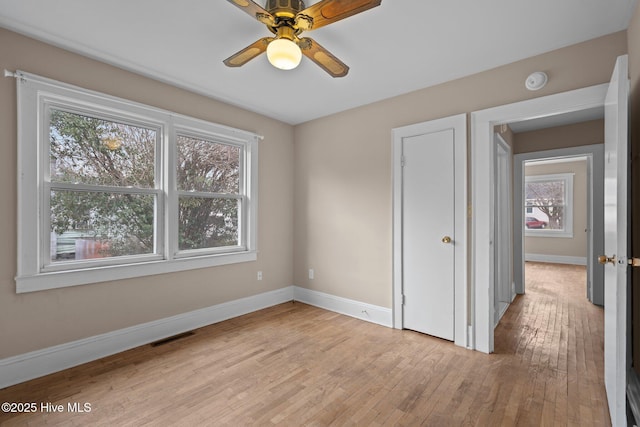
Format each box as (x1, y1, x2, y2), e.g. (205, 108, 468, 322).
(392, 113, 468, 348)
(471, 83, 608, 353)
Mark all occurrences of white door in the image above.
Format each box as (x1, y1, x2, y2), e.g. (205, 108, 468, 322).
(402, 129, 455, 340)
(603, 54, 629, 427)
(494, 134, 512, 325)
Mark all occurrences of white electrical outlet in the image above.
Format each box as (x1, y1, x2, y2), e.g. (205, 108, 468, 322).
(257, 271, 262, 281)
(309, 269, 314, 279)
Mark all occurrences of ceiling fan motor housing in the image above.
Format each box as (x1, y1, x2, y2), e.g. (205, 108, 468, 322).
(266, 0, 306, 18)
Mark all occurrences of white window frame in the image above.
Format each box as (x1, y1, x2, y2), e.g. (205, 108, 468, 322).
(524, 172, 574, 238)
(15, 71, 259, 293)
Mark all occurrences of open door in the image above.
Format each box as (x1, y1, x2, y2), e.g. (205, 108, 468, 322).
(602, 54, 629, 427)
(494, 133, 513, 325)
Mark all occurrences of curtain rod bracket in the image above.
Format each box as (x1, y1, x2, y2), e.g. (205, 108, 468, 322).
(4, 69, 25, 82)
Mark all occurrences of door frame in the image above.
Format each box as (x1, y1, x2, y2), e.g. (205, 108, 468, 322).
(513, 146, 604, 305)
(470, 83, 608, 353)
(392, 113, 468, 348)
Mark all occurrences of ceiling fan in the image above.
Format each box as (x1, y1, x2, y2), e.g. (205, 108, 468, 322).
(223, 0, 382, 77)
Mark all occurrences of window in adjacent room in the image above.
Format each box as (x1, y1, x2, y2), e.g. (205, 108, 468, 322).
(524, 172, 574, 238)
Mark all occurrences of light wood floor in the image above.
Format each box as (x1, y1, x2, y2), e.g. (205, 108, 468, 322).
(0, 262, 608, 426)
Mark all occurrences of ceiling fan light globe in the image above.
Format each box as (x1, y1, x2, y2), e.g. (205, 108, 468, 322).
(267, 39, 302, 70)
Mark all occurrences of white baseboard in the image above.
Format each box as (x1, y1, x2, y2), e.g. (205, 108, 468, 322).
(0, 286, 393, 389)
(293, 286, 392, 328)
(0, 286, 294, 389)
(525, 253, 587, 266)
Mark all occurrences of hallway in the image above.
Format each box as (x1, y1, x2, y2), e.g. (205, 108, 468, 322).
(494, 262, 608, 425)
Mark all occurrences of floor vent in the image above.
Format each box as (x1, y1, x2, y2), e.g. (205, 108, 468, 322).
(150, 331, 195, 347)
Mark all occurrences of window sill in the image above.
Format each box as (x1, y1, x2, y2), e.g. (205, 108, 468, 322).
(524, 230, 574, 238)
(15, 251, 257, 293)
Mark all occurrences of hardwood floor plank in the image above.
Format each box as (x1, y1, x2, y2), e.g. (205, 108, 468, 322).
(0, 263, 608, 426)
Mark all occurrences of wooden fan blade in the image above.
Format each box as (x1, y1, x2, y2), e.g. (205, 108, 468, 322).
(223, 37, 273, 67)
(298, 37, 349, 77)
(296, 0, 381, 31)
(226, 0, 275, 26)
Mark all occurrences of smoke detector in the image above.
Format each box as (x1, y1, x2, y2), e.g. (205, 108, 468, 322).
(525, 72, 548, 91)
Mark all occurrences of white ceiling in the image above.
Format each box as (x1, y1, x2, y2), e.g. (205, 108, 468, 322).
(0, 0, 636, 125)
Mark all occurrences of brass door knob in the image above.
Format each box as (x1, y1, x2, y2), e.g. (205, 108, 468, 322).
(598, 255, 616, 265)
(442, 236, 452, 244)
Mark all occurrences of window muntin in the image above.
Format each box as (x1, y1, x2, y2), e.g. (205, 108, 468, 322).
(524, 173, 574, 238)
(16, 71, 259, 292)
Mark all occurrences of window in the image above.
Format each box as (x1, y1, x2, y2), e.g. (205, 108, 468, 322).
(524, 173, 574, 238)
(16, 72, 259, 292)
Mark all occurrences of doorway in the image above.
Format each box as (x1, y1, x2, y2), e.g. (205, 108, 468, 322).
(471, 83, 608, 354)
(522, 156, 591, 303)
(514, 149, 604, 306)
(492, 125, 604, 331)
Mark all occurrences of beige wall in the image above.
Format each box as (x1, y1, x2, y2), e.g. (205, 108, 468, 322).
(514, 119, 604, 154)
(0, 29, 295, 358)
(523, 160, 588, 258)
(294, 31, 627, 308)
